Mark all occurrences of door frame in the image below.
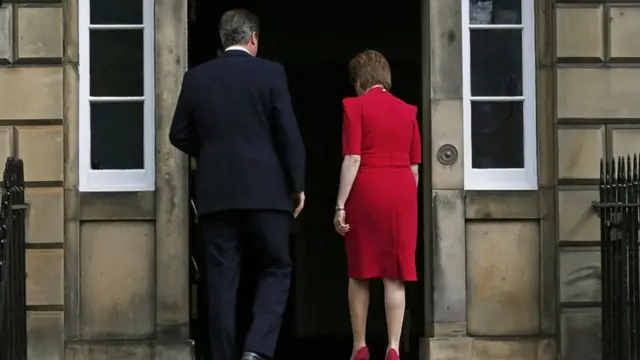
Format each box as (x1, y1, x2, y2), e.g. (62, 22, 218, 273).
(182, 0, 434, 351)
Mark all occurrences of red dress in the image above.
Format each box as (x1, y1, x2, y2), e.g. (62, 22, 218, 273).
(342, 87, 422, 281)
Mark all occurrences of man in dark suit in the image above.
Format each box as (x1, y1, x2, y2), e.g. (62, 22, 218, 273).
(169, 9, 306, 360)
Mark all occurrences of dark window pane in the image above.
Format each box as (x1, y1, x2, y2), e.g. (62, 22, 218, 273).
(90, 30, 144, 96)
(471, 30, 522, 96)
(470, 0, 521, 24)
(90, 0, 143, 25)
(471, 101, 524, 169)
(90, 102, 144, 170)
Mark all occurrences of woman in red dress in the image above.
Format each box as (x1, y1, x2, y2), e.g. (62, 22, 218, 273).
(333, 50, 421, 360)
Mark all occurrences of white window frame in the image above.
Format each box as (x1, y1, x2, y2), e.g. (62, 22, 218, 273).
(461, 0, 537, 190)
(78, 0, 155, 192)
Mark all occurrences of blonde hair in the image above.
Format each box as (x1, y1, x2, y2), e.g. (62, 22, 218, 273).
(348, 50, 392, 91)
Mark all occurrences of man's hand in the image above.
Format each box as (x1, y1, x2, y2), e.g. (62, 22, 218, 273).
(293, 191, 305, 218)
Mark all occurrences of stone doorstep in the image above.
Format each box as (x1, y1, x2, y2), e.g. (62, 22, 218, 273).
(423, 336, 557, 360)
(65, 339, 195, 360)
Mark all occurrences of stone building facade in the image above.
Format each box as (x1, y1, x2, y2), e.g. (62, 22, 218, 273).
(0, 0, 637, 359)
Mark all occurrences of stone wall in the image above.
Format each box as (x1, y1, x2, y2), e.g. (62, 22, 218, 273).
(62, 0, 192, 358)
(0, 1, 65, 359)
(1, 0, 192, 358)
(556, 2, 640, 360)
(426, 0, 557, 359)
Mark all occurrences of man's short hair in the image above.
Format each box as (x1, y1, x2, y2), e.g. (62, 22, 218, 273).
(219, 9, 260, 49)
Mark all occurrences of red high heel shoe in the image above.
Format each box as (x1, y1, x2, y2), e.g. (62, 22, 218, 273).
(385, 348, 400, 360)
(352, 346, 370, 360)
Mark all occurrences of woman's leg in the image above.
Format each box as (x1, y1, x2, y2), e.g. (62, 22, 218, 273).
(382, 278, 405, 351)
(348, 278, 370, 354)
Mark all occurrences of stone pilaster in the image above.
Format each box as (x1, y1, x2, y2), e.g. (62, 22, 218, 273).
(428, 0, 469, 356)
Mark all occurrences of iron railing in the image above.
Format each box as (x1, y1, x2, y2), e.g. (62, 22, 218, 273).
(0, 157, 28, 360)
(594, 155, 640, 360)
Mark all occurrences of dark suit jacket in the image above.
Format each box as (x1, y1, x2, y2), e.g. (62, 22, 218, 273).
(169, 50, 306, 215)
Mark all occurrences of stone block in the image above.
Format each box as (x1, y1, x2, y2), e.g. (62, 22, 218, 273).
(66, 343, 153, 360)
(556, 6, 604, 59)
(609, 7, 640, 59)
(154, 342, 195, 360)
(433, 322, 466, 337)
(16, 6, 63, 60)
(25, 187, 63, 243)
(431, 100, 463, 189)
(557, 126, 604, 179)
(560, 308, 601, 360)
(432, 190, 466, 323)
(429, 338, 556, 360)
(66, 341, 194, 360)
(539, 189, 558, 336)
(0, 67, 63, 120)
(26, 249, 64, 306)
(63, 0, 78, 62)
(79, 191, 155, 220)
(63, 63, 79, 190)
(537, 339, 558, 360)
(465, 191, 539, 219)
(429, 337, 472, 360)
(27, 311, 64, 360)
(611, 128, 640, 159)
(559, 248, 600, 303)
(557, 190, 599, 242)
(16, 126, 63, 182)
(471, 339, 556, 360)
(558, 68, 640, 119)
(79, 221, 155, 339)
(467, 221, 540, 335)
(536, 61, 555, 188)
(430, 0, 462, 99)
(0, 126, 14, 162)
(0, 4, 12, 63)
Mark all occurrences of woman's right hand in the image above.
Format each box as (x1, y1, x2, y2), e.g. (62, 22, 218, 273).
(333, 210, 350, 236)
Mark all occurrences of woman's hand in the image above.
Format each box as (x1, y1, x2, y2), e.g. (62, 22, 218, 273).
(333, 210, 350, 236)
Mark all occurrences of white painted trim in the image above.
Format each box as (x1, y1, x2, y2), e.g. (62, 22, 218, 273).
(88, 96, 146, 102)
(89, 24, 145, 30)
(461, 0, 538, 191)
(469, 24, 523, 30)
(78, 0, 156, 192)
(470, 96, 525, 102)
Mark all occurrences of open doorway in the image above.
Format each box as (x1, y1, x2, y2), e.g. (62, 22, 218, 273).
(187, 1, 425, 359)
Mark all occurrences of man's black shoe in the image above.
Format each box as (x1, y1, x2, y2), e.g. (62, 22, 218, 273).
(241, 351, 269, 360)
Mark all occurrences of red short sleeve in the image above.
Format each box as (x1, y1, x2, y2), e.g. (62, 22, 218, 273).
(410, 108, 422, 164)
(342, 98, 361, 155)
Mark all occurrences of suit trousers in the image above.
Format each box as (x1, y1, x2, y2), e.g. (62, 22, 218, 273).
(200, 210, 292, 360)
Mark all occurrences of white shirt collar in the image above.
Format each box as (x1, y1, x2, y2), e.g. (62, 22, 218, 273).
(225, 46, 251, 55)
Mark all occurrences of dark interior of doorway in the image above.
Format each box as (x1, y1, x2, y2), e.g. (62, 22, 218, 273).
(188, 1, 425, 359)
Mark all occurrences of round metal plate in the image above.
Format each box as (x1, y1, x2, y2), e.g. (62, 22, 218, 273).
(436, 144, 458, 166)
